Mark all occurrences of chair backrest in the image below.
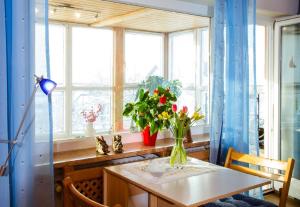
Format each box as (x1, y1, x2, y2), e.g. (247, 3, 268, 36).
(225, 147, 295, 207)
(63, 176, 106, 207)
(64, 167, 103, 207)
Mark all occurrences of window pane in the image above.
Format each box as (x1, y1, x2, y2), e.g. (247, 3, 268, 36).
(49, 24, 65, 86)
(72, 27, 113, 86)
(169, 32, 195, 88)
(177, 89, 195, 114)
(52, 91, 65, 134)
(123, 88, 138, 129)
(125, 32, 163, 84)
(72, 90, 112, 134)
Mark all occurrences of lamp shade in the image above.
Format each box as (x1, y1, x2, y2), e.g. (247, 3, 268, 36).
(39, 78, 57, 95)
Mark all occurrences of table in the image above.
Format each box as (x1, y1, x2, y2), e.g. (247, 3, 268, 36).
(103, 157, 271, 207)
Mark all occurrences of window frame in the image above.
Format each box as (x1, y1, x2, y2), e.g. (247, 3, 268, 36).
(122, 29, 165, 130)
(49, 22, 210, 142)
(168, 27, 210, 125)
(51, 23, 115, 139)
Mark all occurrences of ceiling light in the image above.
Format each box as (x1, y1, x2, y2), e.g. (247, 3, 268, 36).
(35, 8, 39, 14)
(50, 8, 57, 15)
(75, 12, 81, 18)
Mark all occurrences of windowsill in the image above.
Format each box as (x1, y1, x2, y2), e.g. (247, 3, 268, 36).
(53, 133, 210, 169)
(53, 125, 210, 153)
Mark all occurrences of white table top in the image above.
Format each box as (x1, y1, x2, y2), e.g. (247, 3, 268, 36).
(104, 157, 271, 207)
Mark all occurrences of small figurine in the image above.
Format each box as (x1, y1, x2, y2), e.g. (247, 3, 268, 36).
(112, 135, 123, 153)
(96, 136, 110, 155)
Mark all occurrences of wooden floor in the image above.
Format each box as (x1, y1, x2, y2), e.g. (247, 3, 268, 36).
(265, 192, 300, 207)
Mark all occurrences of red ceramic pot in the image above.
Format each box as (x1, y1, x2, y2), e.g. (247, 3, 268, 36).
(142, 126, 158, 146)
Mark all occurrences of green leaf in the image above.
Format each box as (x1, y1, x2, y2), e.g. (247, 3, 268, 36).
(123, 103, 134, 116)
(138, 88, 144, 101)
(150, 122, 157, 135)
(138, 118, 147, 129)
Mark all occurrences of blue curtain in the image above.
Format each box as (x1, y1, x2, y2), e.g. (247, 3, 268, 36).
(210, 0, 258, 164)
(0, 0, 10, 206)
(0, 0, 54, 207)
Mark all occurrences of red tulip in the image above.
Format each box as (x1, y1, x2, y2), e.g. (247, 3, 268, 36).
(182, 106, 188, 113)
(172, 104, 177, 112)
(159, 96, 166, 104)
(153, 89, 159, 95)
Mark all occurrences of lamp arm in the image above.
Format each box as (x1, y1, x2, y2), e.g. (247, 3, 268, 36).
(0, 84, 39, 176)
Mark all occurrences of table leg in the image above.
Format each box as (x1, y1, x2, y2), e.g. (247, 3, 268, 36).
(104, 170, 129, 207)
(149, 194, 158, 207)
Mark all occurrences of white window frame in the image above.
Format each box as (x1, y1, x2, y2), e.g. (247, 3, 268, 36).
(51, 23, 114, 139)
(122, 29, 165, 128)
(51, 23, 211, 150)
(168, 28, 210, 126)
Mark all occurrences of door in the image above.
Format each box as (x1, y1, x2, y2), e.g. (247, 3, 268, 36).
(274, 16, 300, 199)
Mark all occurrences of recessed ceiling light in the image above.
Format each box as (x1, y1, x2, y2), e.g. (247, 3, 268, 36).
(75, 12, 81, 18)
(50, 8, 57, 15)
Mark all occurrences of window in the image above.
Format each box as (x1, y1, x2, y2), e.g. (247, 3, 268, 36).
(123, 31, 164, 129)
(45, 23, 210, 139)
(71, 27, 113, 135)
(169, 28, 210, 124)
(44, 24, 113, 138)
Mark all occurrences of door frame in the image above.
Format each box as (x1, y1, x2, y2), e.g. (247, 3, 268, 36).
(273, 15, 300, 199)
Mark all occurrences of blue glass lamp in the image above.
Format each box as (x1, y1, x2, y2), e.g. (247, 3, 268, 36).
(0, 75, 56, 176)
(35, 75, 57, 95)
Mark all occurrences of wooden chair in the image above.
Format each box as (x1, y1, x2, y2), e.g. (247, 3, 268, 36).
(225, 147, 295, 207)
(63, 176, 106, 207)
(63, 167, 122, 207)
(63, 171, 122, 207)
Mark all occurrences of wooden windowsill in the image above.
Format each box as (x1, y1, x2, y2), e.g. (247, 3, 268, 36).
(53, 134, 210, 169)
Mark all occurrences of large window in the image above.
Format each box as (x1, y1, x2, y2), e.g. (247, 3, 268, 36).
(43, 24, 114, 138)
(169, 28, 210, 124)
(44, 23, 209, 139)
(123, 31, 164, 129)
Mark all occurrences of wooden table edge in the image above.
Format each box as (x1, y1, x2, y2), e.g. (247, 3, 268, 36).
(103, 167, 271, 207)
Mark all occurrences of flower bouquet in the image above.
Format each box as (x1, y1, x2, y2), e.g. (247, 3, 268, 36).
(81, 104, 102, 137)
(123, 86, 177, 146)
(169, 105, 204, 167)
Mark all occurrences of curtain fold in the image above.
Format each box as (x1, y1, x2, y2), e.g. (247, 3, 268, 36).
(1, 0, 54, 206)
(0, 0, 10, 205)
(210, 0, 258, 165)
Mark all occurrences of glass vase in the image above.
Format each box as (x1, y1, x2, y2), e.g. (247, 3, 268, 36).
(85, 122, 96, 137)
(170, 137, 187, 167)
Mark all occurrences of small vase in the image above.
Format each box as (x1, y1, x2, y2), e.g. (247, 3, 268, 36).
(170, 137, 187, 167)
(85, 122, 96, 137)
(142, 126, 158, 146)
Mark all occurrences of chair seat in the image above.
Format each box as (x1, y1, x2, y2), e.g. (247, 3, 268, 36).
(203, 194, 277, 207)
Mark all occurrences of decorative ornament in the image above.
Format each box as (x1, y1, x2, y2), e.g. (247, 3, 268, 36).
(96, 136, 110, 155)
(112, 135, 123, 153)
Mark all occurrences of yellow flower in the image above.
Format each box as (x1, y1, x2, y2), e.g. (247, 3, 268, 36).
(192, 112, 204, 120)
(161, 111, 170, 119)
(158, 114, 163, 120)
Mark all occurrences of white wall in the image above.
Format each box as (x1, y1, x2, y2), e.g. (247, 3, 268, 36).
(257, 0, 299, 16)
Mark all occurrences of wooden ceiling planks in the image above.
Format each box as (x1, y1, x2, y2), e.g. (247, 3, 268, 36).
(48, 0, 209, 32)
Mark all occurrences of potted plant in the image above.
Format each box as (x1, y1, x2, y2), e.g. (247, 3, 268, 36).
(127, 76, 182, 132)
(123, 86, 177, 146)
(169, 105, 204, 167)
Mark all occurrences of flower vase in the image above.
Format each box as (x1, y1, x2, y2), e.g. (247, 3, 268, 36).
(170, 137, 187, 167)
(85, 122, 96, 137)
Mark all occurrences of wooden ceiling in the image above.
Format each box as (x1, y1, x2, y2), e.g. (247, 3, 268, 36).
(48, 0, 210, 33)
